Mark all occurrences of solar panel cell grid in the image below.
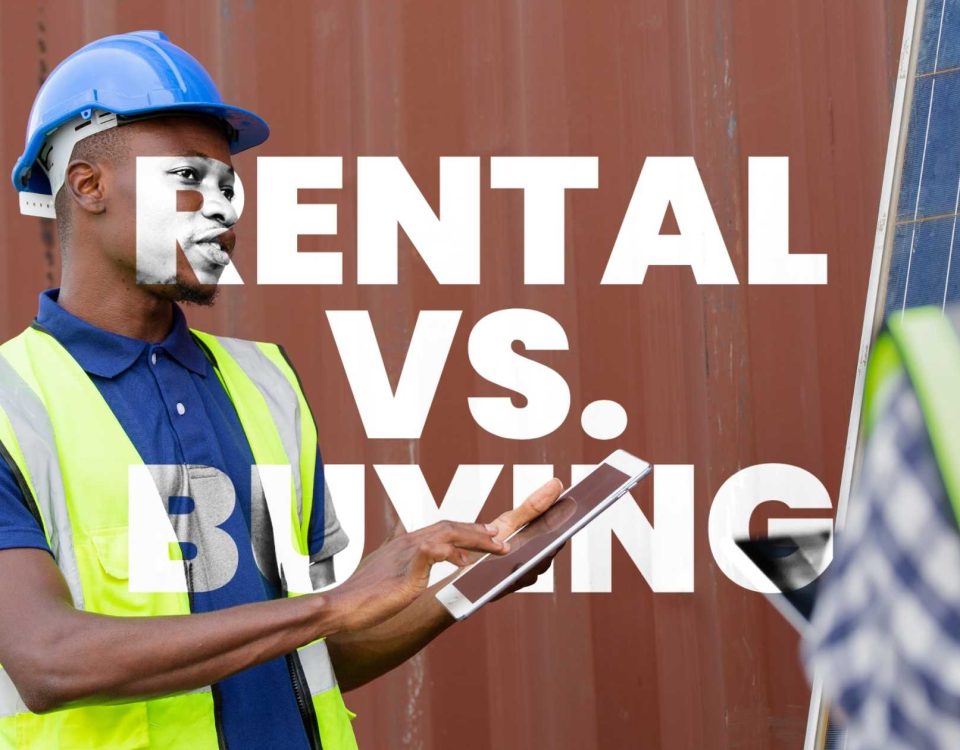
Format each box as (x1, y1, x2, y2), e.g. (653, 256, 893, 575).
(917, 0, 960, 74)
(886, 0, 960, 313)
(888, 218, 960, 310)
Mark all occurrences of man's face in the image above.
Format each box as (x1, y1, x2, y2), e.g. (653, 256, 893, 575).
(105, 117, 238, 304)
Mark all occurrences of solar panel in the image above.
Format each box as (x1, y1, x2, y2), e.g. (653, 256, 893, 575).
(886, 0, 960, 313)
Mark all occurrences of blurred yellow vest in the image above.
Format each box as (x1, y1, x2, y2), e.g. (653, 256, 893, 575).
(864, 306, 960, 515)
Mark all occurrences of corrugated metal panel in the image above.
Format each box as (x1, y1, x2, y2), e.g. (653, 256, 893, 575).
(0, 2, 906, 747)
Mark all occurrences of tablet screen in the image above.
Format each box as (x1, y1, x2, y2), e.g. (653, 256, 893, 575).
(453, 463, 630, 602)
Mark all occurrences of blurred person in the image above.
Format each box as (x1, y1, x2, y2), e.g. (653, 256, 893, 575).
(803, 304, 960, 748)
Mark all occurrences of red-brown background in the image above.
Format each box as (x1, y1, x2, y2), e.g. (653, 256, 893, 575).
(0, 2, 907, 748)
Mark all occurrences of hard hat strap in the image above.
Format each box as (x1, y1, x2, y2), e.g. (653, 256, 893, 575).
(19, 108, 240, 220)
(22, 109, 120, 219)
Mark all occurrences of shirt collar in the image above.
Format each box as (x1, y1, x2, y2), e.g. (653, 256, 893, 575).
(35, 288, 210, 378)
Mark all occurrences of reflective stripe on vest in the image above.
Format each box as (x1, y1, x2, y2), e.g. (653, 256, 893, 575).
(0, 354, 83, 608)
(0, 671, 27, 719)
(300, 639, 337, 695)
(0, 326, 356, 749)
(189, 331, 317, 555)
(865, 305, 960, 518)
(214, 335, 306, 523)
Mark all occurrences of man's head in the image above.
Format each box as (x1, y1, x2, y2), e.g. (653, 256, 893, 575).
(12, 30, 268, 307)
(55, 114, 239, 306)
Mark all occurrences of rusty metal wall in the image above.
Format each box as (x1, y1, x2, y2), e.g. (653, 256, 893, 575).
(0, 1, 907, 748)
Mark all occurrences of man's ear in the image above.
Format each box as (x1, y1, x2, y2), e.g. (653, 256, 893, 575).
(63, 160, 107, 216)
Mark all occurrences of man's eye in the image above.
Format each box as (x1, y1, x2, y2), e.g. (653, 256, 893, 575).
(221, 186, 235, 201)
(170, 167, 199, 181)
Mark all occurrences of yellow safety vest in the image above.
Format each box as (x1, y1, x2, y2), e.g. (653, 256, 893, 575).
(863, 305, 960, 514)
(0, 324, 357, 749)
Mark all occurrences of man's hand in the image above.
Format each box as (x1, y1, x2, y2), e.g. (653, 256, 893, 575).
(484, 478, 565, 599)
(327, 521, 509, 633)
(386, 477, 566, 597)
(325, 478, 567, 691)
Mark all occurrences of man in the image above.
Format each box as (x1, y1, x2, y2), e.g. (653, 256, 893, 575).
(804, 305, 960, 748)
(0, 31, 562, 749)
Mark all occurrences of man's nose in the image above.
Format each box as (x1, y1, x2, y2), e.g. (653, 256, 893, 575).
(200, 187, 238, 226)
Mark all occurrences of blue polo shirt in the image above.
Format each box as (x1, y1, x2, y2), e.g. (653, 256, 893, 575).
(0, 288, 345, 749)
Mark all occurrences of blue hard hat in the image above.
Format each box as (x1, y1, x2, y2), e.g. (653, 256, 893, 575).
(11, 30, 269, 195)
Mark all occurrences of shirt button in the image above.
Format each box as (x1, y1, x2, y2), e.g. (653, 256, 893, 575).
(176, 402, 186, 416)
(151, 352, 158, 365)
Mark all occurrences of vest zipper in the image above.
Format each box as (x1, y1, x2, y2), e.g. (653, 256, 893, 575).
(287, 649, 323, 749)
(280, 571, 322, 750)
(186, 561, 229, 750)
(211, 683, 229, 750)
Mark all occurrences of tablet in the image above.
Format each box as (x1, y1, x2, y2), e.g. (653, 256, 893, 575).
(436, 449, 652, 620)
(735, 526, 833, 633)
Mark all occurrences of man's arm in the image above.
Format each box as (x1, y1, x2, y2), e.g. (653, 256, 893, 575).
(0, 548, 337, 711)
(327, 478, 563, 692)
(325, 576, 458, 693)
(0, 520, 506, 714)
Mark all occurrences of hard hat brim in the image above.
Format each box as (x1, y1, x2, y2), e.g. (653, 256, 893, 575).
(12, 102, 269, 197)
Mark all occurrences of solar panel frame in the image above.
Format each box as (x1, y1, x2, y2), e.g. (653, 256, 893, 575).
(804, 1, 925, 748)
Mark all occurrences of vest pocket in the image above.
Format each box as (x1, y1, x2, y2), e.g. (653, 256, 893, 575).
(77, 527, 189, 617)
(77, 526, 140, 617)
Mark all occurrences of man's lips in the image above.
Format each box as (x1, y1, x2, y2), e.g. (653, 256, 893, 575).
(217, 229, 236, 254)
(191, 228, 236, 255)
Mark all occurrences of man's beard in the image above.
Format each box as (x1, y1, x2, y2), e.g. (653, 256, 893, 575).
(172, 279, 219, 306)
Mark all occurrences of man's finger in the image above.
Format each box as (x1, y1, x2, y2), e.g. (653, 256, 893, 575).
(491, 478, 564, 538)
(417, 542, 459, 567)
(420, 520, 509, 555)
